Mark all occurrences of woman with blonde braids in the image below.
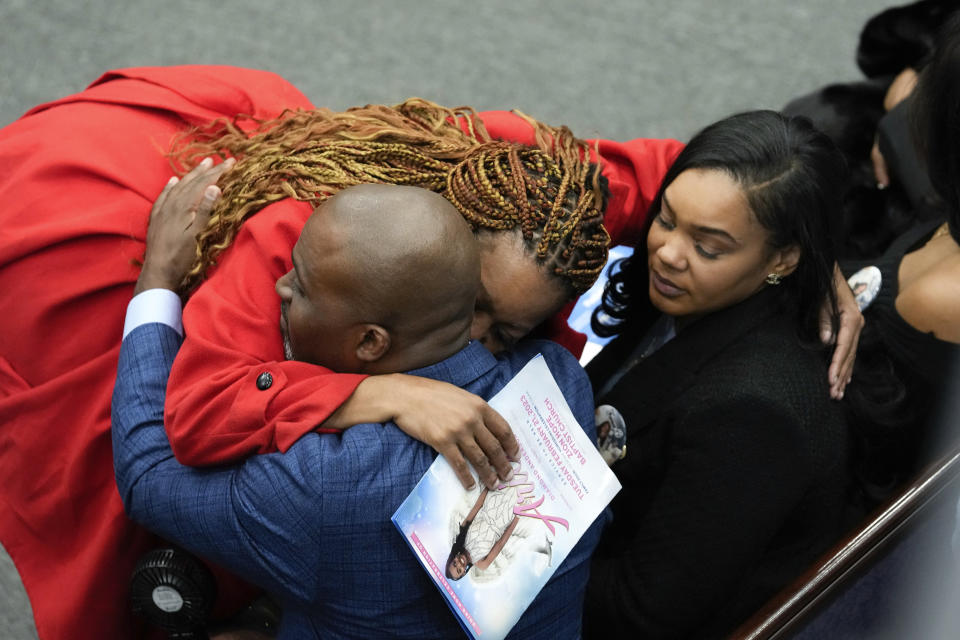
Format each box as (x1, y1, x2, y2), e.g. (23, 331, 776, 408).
(164, 128, 616, 486)
(0, 65, 678, 638)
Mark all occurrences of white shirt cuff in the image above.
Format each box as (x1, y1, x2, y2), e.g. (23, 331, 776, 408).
(123, 289, 183, 339)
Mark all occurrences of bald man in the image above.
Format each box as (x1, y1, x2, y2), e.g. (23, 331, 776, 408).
(272, 184, 480, 374)
(112, 184, 602, 638)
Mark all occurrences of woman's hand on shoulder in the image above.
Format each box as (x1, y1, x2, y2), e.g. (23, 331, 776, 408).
(822, 264, 864, 400)
(328, 374, 519, 490)
(136, 157, 235, 296)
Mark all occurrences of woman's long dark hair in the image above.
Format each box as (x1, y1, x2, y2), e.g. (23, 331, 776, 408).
(592, 110, 845, 345)
(912, 11, 960, 242)
(838, 13, 960, 502)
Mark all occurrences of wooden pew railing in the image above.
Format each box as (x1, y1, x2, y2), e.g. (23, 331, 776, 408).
(729, 443, 960, 640)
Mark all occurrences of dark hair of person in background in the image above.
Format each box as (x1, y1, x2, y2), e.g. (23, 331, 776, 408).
(591, 110, 842, 347)
(838, 13, 960, 505)
(911, 10, 960, 242)
(781, 0, 956, 261)
(856, 0, 954, 78)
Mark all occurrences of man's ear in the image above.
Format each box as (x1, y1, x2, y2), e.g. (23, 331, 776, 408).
(354, 324, 391, 363)
(772, 244, 802, 277)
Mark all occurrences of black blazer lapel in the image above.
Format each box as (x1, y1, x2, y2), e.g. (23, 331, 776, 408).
(592, 287, 784, 437)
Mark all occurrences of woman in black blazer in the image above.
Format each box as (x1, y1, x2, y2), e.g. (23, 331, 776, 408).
(583, 111, 851, 639)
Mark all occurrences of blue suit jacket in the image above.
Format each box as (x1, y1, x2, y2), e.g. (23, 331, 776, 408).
(112, 323, 601, 639)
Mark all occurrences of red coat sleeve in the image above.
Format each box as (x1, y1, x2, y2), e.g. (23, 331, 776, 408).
(164, 199, 367, 466)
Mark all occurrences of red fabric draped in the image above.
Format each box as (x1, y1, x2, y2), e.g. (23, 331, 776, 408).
(0, 65, 313, 640)
(0, 65, 681, 638)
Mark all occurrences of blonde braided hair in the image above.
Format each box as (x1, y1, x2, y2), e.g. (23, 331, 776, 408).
(171, 98, 609, 294)
(447, 141, 609, 294)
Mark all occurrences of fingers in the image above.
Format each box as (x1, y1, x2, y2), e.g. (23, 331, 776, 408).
(460, 437, 500, 490)
(171, 157, 214, 197)
(828, 311, 863, 399)
(824, 263, 862, 399)
(444, 445, 479, 491)
(160, 157, 234, 227)
(140, 157, 234, 294)
(201, 156, 236, 183)
(871, 139, 889, 190)
(152, 157, 233, 221)
(471, 404, 517, 485)
(481, 404, 519, 460)
(152, 176, 180, 216)
(829, 311, 862, 399)
(192, 185, 221, 231)
(385, 377, 521, 491)
(448, 412, 515, 490)
(178, 156, 234, 195)
(441, 399, 517, 490)
(475, 405, 518, 487)
(473, 425, 515, 489)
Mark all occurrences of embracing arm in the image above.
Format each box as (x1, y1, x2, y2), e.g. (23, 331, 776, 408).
(163, 198, 367, 466)
(165, 232, 516, 488)
(160, 184, 515, 488)
(326, 380, 518, 490)
(585, 396, 811, 637)
(113, 321, 331, 604)
(110, 163, 324, 599)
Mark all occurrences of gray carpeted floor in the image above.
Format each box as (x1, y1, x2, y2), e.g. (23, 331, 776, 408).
(0, 1, 894, 637)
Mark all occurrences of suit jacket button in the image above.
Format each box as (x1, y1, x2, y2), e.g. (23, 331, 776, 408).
(256, 372, 273, 390)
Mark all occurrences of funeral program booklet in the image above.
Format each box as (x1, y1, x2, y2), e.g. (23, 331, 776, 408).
(392, 355, 622, 640)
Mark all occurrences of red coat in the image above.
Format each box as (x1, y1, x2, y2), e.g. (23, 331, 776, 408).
(0, 65, 681, 638)
(0, 66, 315, 640)
(165, 110, 683, 466)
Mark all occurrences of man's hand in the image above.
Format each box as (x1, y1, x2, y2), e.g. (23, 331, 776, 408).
(326, 374, 520, 490)
(821, 264, 864, 399)
(136, 157, 235, 295)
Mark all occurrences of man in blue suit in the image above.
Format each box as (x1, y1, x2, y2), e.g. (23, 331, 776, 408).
(112, 183, 601, 638)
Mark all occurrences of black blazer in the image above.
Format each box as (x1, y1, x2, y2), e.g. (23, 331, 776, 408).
(583, 288, 850, 639)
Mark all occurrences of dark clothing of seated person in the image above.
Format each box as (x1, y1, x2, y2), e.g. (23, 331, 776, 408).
(780, 0, 956, 261)
(580, 112, 852, 638)
(783, 4, 960, 497)
(112, 184, 603, 639)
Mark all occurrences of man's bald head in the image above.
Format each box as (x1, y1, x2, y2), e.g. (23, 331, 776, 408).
(276, 184, 480, 373)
